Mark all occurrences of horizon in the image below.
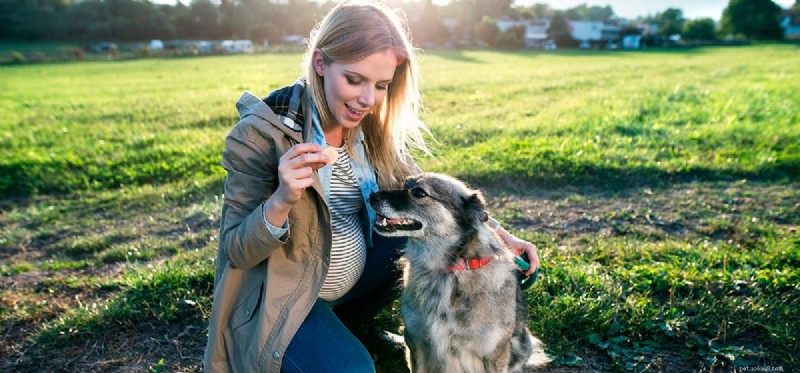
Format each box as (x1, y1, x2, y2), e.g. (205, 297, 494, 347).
(157, 0, 798, 21)
(502, 0, 796, 20)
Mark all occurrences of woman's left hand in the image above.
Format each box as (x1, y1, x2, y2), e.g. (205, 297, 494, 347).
(496, 227, 540, 275)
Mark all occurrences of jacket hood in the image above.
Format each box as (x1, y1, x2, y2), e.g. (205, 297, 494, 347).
(235, 91, 304, 143)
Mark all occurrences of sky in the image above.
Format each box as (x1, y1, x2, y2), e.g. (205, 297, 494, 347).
(507, 0, 797, 20)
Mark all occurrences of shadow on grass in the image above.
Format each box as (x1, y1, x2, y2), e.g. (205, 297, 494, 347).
(0, 175, 223, 265)
(168, 114, 238, 131)
(430, 50, 485, 63)
(0, 145, 225, 198)
(457, 157, 799, 196)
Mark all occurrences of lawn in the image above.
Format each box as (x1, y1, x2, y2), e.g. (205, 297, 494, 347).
(1, 44, 798, 372)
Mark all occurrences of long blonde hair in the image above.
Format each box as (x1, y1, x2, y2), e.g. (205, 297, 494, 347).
(303, 0, 430, 189)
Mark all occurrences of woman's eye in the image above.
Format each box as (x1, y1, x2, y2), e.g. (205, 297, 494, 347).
(345, 76, 361, 85)
(376, 84, 388, 91)
(411, 188, 428, 198)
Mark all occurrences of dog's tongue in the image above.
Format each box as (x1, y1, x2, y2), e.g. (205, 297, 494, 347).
(376, 215, 395, 224)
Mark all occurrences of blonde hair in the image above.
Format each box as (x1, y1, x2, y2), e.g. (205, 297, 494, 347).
(303, 0, 430, 189)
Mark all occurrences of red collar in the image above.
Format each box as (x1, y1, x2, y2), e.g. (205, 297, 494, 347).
(446, 257, 492, 272)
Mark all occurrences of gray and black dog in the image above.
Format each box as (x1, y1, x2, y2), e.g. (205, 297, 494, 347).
(369, 172, 549, 373)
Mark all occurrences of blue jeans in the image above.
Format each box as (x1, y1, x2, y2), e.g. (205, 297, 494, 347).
(281, 235, 405, 373)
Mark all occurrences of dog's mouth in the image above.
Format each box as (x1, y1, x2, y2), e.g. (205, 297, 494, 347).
(375, 214, 422, 233)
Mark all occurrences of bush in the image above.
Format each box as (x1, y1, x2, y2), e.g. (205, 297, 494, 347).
(495, 31, 523, 49)
(11, 51, 25, 63)
(495, 25, 525, 49)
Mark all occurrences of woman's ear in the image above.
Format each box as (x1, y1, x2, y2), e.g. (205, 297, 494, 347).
(312, 49, 326, 76)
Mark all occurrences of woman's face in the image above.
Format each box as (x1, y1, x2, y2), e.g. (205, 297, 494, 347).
(314, 49, 400, 129)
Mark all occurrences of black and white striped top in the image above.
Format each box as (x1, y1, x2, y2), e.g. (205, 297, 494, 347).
(318, 146, 367, 301)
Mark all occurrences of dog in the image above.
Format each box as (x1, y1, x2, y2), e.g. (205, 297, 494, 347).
(369, 172, 550, 373)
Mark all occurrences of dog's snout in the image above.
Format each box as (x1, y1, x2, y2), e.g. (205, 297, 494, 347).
(369, 192, 380, 206)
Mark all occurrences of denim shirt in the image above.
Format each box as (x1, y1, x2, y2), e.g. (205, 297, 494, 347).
(265, 98, 380, 248)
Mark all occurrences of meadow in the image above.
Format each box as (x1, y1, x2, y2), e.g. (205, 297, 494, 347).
(1, 44, 798, 372)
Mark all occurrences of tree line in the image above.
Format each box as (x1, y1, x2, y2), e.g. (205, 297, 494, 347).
(0, 0, 794, 47)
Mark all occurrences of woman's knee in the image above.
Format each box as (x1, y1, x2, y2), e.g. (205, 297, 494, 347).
(322, 347, 375, 373)
(342, 341, 376, 373)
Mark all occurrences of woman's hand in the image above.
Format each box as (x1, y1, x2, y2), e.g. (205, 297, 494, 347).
(496, 227, 540, 275)
(264, 143, 329, 227)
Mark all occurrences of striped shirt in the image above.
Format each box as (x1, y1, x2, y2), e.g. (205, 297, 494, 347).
(318, 147, 367, 301)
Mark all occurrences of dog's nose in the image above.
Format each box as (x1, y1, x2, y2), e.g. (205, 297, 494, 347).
(369, 192, 380, 205)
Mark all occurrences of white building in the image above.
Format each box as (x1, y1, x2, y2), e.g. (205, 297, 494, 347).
(568, 20, 621, 48)
(496, 18, 553, 49)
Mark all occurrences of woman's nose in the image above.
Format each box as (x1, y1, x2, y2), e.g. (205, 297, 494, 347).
(357, 86, 375, 108)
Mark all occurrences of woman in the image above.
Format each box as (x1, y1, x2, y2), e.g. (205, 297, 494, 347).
(203, 1, 540, 372)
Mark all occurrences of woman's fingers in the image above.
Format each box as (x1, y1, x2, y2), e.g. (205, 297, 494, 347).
(274, 144, 331, 206)
(525, 244, 540, 275)
(280, 144, 329, 172)
(281, 143, 322, 161)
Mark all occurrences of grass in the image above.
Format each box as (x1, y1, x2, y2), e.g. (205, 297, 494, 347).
(1, 44, 798, 372)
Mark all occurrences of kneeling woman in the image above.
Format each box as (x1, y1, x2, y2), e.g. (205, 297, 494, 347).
(203, 1, 541, 372)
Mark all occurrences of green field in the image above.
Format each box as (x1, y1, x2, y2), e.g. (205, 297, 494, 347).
(1, 45, 798, 372)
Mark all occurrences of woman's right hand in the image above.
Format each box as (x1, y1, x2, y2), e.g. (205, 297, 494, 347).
(272, 143, 330, 209)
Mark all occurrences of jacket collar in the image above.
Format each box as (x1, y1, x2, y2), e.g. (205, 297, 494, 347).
(236, 79, 316, 144)
(235, 91, 303, 143)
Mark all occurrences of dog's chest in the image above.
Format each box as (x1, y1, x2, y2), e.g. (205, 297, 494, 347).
(403, 270, 516, 356)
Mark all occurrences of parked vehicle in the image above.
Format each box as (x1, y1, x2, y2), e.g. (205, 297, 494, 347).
(220, 40, 254, 54)
(86, 42, 117, 53)
(149, 40, 164, 51)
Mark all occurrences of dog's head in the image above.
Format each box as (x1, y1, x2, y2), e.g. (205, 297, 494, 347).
(368, 172, 489, 241)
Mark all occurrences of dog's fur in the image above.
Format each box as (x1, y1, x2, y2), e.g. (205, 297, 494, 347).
(369, 173, 549, 373)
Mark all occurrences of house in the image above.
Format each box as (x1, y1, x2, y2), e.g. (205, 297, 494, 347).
(781, 11, 800, 39)
(568, 20, 621, 48)
(496, 18, 553, 49)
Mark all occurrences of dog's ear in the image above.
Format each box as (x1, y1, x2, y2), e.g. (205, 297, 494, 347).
(463, 191, 489, 223)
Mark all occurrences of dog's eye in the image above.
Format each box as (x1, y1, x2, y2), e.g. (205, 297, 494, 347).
(411, 188, 428, 198)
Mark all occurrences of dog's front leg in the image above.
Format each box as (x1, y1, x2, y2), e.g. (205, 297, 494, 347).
(483, 339, 513, 373)
(404, 328, 420, 373)
(405, 329, 440, 373)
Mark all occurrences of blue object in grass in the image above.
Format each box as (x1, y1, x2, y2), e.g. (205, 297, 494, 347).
(514, 255, 539, 290)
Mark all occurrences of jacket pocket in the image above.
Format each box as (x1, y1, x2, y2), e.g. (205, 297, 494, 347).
(231, 280, 264, 331)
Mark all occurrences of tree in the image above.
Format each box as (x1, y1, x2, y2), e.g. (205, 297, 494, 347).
(564, 4, 615, 22)
(548, 11, 576, 47)
(474, 15, 499, 46)
(655, 8, 685, 36)
(409, 0, 450, 47)
(474, 0, 512, 19)
(495, 25, 525, 48)
(721, 0, 783, 40)
(683, 18, 717, 40)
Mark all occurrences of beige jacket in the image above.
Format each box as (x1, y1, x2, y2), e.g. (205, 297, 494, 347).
(204, 91, 332, 372)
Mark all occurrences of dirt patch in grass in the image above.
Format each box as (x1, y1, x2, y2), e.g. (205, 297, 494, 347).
(484, 180, 798, 242)
(4, 321, 206, 372)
